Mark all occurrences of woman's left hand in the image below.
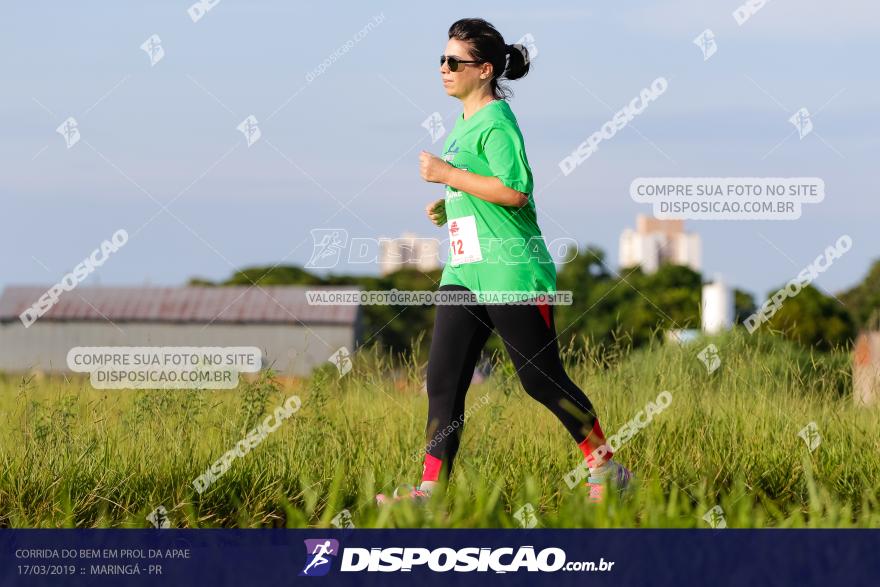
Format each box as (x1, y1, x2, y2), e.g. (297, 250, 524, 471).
(419, 151, 452, 184)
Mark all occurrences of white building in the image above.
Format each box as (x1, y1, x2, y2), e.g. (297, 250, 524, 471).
(379, 232, 440, 275)
(619, 215, 701, 274)
(702, 276, 734, 334)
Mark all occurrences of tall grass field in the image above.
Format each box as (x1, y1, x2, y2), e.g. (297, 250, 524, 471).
(1, 330, 878, 529)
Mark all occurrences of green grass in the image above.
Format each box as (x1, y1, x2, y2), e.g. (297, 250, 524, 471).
(1, 329, 878, 528)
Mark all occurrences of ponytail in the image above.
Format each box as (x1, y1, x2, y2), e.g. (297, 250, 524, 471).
(448, 18, 531, 99)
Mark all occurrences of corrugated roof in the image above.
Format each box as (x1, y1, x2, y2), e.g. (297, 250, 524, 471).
(0, 285, 360, 325)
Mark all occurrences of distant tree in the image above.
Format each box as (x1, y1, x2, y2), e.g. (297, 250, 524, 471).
(734, 289, 756, 324)
(222, 266, 324, 286)
(187, 277, 216, 286)
(355, 268, 442, 354)
(839, 258, 880, 330)
(555, 249, 701, 349)
(764, 284, 856, 350)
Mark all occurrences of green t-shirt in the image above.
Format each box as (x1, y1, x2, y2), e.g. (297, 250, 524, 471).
(438, 99, 556, 302)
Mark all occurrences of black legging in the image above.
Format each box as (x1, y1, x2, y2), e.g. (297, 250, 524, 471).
(425, 284, 598, 478)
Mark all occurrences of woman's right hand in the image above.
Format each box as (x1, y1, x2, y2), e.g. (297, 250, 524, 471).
(426, 198, 447, 227)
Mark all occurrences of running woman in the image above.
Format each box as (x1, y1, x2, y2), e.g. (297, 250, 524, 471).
(377, 18, 632, 505)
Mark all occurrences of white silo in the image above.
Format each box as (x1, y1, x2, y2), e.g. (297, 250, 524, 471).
(702, 275, 734, 334)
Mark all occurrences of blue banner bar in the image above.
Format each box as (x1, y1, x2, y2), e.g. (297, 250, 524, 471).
(2, 529, 878, 586)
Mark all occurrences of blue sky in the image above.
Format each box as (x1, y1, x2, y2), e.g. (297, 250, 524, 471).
(1, 0, 877, 301)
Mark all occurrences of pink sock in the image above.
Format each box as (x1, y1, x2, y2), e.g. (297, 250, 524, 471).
(422, 454, 442, 483)
(577, 420, 613, 468)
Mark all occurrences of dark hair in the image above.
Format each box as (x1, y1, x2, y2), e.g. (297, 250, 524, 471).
(447, 18, 530, 100)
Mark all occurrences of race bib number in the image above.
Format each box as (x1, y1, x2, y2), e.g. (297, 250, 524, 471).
(448, 215, 482, 264)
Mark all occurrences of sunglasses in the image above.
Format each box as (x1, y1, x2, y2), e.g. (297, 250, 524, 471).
(440, 54, 481, 72)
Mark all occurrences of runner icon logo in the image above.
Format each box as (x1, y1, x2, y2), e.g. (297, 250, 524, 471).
(442, 139, 459, 162)
(300, 539, 339, 577)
